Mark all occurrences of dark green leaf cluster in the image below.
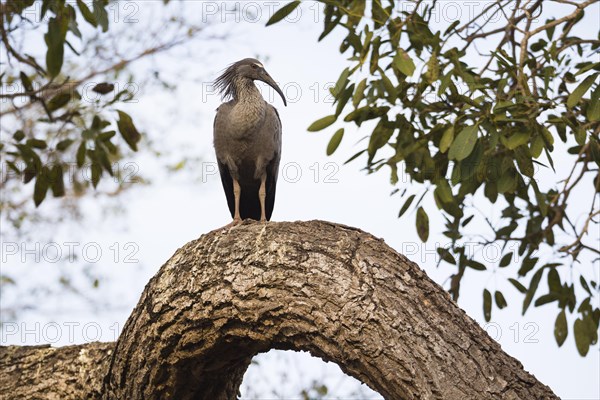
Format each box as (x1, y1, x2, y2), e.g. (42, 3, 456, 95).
(1, 1, 142, 208)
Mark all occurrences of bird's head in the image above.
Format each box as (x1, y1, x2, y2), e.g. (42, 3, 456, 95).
(215, 58, 287, 106)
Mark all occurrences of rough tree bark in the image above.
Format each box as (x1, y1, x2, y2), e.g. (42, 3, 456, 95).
(0, 221, 558, 399)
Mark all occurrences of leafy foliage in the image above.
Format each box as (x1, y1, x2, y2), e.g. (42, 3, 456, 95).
(1, 0, 144, 212)
(269, 0, 600, 354)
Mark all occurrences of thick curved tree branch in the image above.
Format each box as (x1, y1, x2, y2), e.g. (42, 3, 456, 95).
(1, 221, 558, 399)
(0, 342, 112, 399)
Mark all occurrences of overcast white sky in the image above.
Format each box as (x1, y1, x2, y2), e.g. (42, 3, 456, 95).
(1, 1, 599, 399)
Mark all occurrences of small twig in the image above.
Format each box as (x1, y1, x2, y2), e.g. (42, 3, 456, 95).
(525, 0, 597, 38)
(0, 14, 46, 74)
(557, 39, 600, 54)
(455, 0, 506, 34)
(559, 210, 600, 253)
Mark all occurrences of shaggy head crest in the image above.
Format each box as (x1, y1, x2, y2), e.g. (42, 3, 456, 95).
(214, 58, 263, 101)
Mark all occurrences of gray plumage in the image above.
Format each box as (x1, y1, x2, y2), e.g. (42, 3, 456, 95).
(213, 58, 286, 222)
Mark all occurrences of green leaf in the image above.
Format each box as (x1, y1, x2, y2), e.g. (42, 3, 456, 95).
(497, 169, 517, 194)
(26, 139, 47, 149)
(335, 85, 353, 116)
(318, 8, 339, 42)
(331, 67, 350, 97)
(20, 72, 33, 92)
(440, 126, 454, 153)
(367, 119, 394, 159)
(424, 54, 439, 83)
(437, 248, 456, 264)
(499, 252, 512, 268)
(535, 294, 558, 307)
(434, 180, 453, 203)
(393, 49, 416, 77)
(379, 72, 396, 101)
(416, 206, 429, 242)
(580, 276, 592, 295)
(467, 260, 486, 271)
(344, 149, 366, 165)
(591, 142, 600, 167)
(495, 291, 507, 309)
(76, 141, 86, 167)
(523, 268, 544, 315)
(91, 160, 101, 188)
(93, 0, 109, 32)
(448, 125, 478, 161)
(483, 289, 492, 321)
(45, 15, 69, 77)
(92, 82, 114, 95)
(56, 139, 74, 151)
(344, 106, 389, 126)
(33, 167, 49, 207)
(509, 278, 527, 293)
(444, 20, 460, 36)
(307, 115, 337, 132)
(574, 127, 586, 145)
(326, 128, 344, 156)
(47, 92, 71, 111)
(266, 0, 301, 26)
(97, 131, 116, 141)
(353, 78, 367, 107)
(371, 0, 388, 28)
(369, 39, 380, 74)
(13, 130, 25, 141)
(41, 0, 51, 20)
(530, 39, 547, 52)
(530, 135, 544, 158)
(574, 318, 590, 356)
(518, 256, 538, 276)
(531, 180, 548, 217)
(546, 18, 556, 40)
(514, 147, 534, 177)
(461, 215, 474, 227)
(76, 0, 97, 27)
(553, 310, 568, 347)
(587, 84, 600, 121)
(548, 267, 561, 293)
(116, 110, 142, 151)
(95, 146, 113, 176)
(438, 70, 453, 95)
(567, 73, 598, 109)
(50, 165, 65, 197)
(398, 194, 415, 217)
(504, 131, 530, 150)
(540, 126, 554, 148)
(576, 62, 600, 76)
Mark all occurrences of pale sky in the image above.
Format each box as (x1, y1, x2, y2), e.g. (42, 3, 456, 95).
(1, 1, 599, 399)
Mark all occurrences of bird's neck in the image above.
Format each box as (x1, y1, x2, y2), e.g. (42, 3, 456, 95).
(233, 77, 264, 105)
(228, 77, 266, 134)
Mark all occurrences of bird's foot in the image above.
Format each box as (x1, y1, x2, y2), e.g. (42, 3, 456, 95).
(225, 218, 242, 228)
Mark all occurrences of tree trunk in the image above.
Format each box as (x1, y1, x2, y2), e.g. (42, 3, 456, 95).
(0, 220, 558, 399)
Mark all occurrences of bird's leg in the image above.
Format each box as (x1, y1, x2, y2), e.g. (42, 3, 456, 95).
(232, 178, 242, 225)
(259, 174, 267, 222)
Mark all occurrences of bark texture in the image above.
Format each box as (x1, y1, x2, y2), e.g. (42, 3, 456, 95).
(0, 342, 112, 399)
(0, 220, 558, 399)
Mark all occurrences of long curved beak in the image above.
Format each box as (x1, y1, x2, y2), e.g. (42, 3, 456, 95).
(260, 73, 287, 107)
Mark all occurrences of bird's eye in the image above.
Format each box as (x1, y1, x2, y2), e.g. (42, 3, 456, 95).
(251, 64, 258, 69)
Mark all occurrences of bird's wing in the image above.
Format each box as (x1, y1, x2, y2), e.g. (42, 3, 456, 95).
(265, 106, 282, 220)
(213, 106, 235, 218)
(217, 159, 235, 218)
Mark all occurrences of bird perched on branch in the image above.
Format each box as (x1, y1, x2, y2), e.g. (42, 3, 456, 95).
(213, 58, 286, 225)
